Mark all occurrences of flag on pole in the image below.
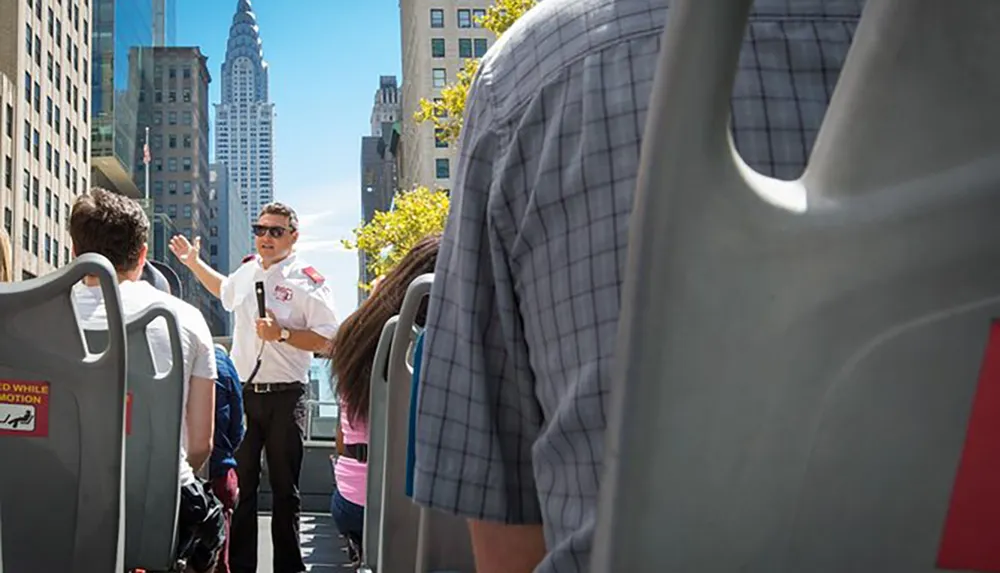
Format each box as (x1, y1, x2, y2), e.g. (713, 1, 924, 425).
(143, 141, 151, 165)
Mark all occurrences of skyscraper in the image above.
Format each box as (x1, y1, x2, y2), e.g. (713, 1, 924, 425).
(133, 46, 222, 333)
(0, 0, 92, 279)
(215, 0, 274, 223)
(91, 0, 155, 198)
(358, 76, 401, 303)
(399, 0, 493, 191)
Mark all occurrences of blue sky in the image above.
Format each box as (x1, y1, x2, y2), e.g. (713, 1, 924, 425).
(175, 0, 402, 319)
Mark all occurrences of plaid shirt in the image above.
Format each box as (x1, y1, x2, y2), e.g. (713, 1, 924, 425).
(413, 0, 864, 570)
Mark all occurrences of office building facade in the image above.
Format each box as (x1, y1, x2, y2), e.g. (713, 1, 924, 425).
(91, 0, 154, 198)
(133, 46, 222, 333)
(215, 0, 274, 222)
(399, 0, 492, 191)
(0, 0, 92, 279)
(208, 162, 250, 335)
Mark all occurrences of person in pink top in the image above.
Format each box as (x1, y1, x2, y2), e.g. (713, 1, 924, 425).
(327, 234, 440, 566)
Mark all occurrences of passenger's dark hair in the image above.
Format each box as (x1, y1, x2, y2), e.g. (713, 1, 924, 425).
(329, 234, 441, 424)
(70, 188, 149, 272)
(259, 202, 299, 230)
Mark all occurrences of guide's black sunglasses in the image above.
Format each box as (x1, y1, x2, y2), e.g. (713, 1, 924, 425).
(252, 224, 295, 238)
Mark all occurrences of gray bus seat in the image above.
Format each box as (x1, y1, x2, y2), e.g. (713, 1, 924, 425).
(593, 0, 1000, 571)
(395, 276, 476, 573)
(85, 303, 185, 571)
(0, 254, 127, 572)
(361, 316, 398, 573)
(379, 275, 431, 573)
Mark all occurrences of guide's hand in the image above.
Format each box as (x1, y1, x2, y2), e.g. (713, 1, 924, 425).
(256, 310, 282, 342)
(168, 235, 201, 268)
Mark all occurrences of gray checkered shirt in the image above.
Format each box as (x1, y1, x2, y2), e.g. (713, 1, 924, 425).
(413, 0, 864, 571)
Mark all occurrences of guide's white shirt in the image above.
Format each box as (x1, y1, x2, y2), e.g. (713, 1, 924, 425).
(220, 253, 338, 384)
(72, 280, 218, 487)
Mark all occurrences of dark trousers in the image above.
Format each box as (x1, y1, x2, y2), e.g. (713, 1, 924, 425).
(211, 468, 239, 573)
(230, 383, 307, 573)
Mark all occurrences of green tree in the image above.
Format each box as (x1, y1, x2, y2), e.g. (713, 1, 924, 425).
(414, 0, 537, 145)
(342, 186, 450, 290)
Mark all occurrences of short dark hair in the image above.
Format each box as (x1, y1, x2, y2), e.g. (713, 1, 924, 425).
(259, 202, 298, 230)
(70, 188, 149, 272)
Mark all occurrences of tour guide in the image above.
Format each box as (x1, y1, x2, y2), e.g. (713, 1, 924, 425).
(170, 202, 339, 573)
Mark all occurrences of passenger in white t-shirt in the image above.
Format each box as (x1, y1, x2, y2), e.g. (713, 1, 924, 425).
(69, 188, 225, 573)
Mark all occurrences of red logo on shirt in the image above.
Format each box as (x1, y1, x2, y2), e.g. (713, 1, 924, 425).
(274, 284, 293, 303)
(274, 285, 292, 302)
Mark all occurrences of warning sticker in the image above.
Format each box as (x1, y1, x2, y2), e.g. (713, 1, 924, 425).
(0, 380, 49, 437)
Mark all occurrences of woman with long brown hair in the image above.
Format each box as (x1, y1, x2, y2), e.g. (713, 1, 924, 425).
(0, 228, 12, 282)
(327, 233, 440, 566)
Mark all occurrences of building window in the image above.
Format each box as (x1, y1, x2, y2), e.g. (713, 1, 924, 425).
(3, 157, 10, 189)
(167, 204, 177, 217)
(472, 8, 486, 27)
(435, 158, 450, 179)
(168, 111, 177, 125)
(22, 170, 29, 202)
(183, 205, 192, 218)
(459, 38, 472, 58)
(3, 208, 11, 235)
(168, 158, 177, 172)
(31, 225, 38, 255)
(168, 181, 177, 194)
(24, 72, 31, 103)
(25, 23, 32, 56)
(457, 9, 472, 28)
(183, 181, 192, 195)
(32, 177, 39, 207)
(45, 142, 52, 171)
(53, 194, 59, 222)
(430, 8, 444, 28)
(183, 134, 192, 148)
(64, 246, 69, 265)
(431, 38, 445, 58)
(432, 68, 446, 88)
(182, 90, 191, 103)
(153, 181, 163, 195)
(435, 128, 448, 148)
(474, 38, 489, 58)
(4, 104, 11, 138)
(182, 157, 192, 171)
(44, 233, 51, 263)
(45, 188, 51, 217)
(21, 220, 29, 251)
(169, 135, 177, 148)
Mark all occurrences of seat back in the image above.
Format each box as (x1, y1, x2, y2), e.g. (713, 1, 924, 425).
(375, 275, 433, 572)
(388, 275, 476, 573)
(85, 303, 185, 571)
(0, 254, 128, 572)
(361, 315, 397, 573)
(593, 1, 1000, 571)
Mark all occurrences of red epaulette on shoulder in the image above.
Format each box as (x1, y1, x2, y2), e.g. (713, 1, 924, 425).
(242, 254, 255, 264)
(302, 266, 325, 285)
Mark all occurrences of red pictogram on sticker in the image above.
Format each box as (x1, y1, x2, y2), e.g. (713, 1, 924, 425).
(0, 380, 50, 437)
(938, 320, 1000, 571)
(126, 392, 133, 436)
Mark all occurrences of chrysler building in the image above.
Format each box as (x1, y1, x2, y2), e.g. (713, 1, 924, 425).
(216, 0, 275, 221)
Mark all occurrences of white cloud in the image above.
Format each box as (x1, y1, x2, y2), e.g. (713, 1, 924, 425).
(280, 178, 364, 318)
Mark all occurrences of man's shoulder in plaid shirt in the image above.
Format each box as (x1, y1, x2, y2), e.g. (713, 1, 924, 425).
(413, 0, 864, 571)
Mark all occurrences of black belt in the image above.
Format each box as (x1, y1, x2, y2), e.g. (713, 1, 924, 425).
(246, 381, 305, 394)
(343, 444, 368, 463)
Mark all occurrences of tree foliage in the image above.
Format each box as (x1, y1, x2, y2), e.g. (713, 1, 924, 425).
(413, 0, 537, 145)
(342, 186, 450, 290)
